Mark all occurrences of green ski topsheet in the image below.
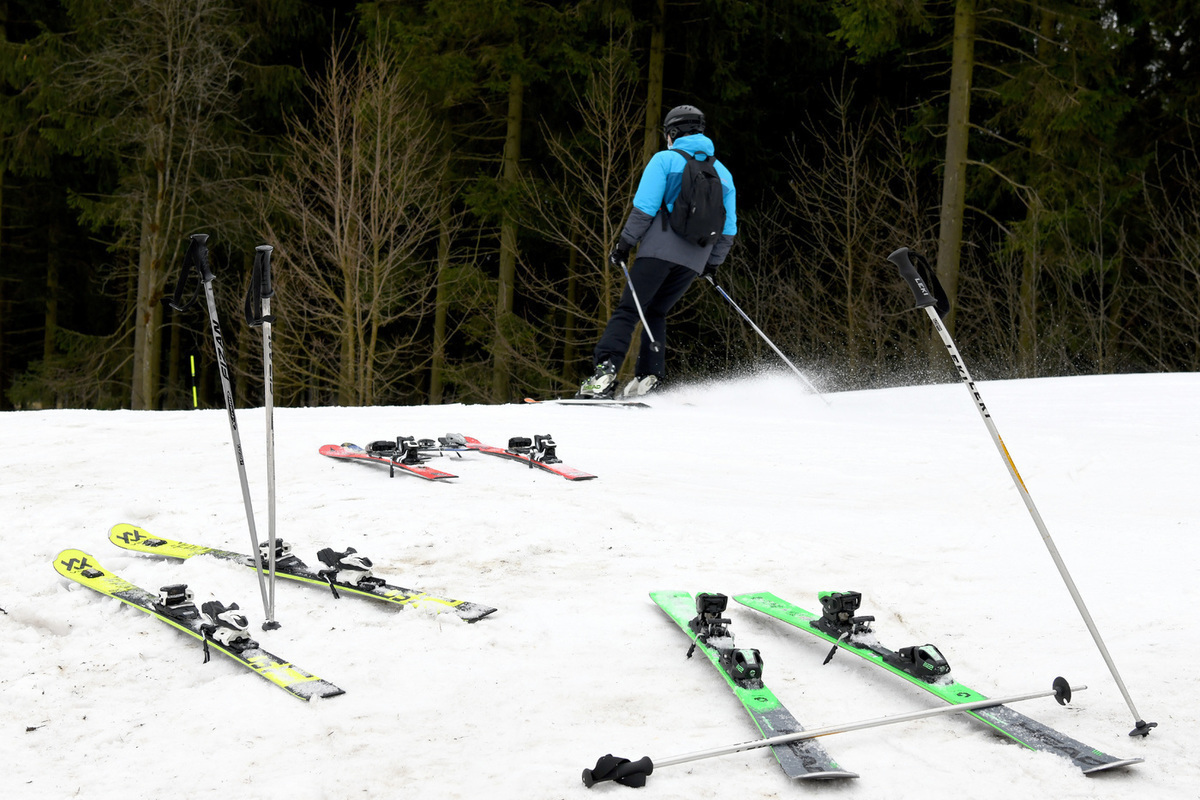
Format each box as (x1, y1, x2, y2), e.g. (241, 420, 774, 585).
(651, 590, 856, 781)
(733, 591, 1142, 774)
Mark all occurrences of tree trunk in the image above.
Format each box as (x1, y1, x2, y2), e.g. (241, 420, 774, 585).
(430, 207, 451, 404)
(641, 0, 665, 167)
(936, 0, 976, 334)
(492, 71, 523, 403)
(0, 166, 6, 410)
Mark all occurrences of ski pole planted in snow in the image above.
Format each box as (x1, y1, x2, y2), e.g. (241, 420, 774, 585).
(886, 246, 1155, 738)
(166, 234, 273, 625)
(703, 275, 828, 403)
(584, 678, 1081, 787)
(245, 244, 280, 630)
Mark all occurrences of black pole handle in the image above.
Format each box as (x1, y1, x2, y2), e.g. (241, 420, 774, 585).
(886, 247, 937, 310)
(582, 754, 654, 788)
(255, 244, 275, 299)
(165, 234, 212, 312)
(245, 244, 276, 326)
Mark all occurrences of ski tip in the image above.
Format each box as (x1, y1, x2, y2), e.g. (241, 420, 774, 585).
(1082, 757, 1144, 774)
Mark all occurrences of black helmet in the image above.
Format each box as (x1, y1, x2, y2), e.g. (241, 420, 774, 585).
(663, 105, 705, 139)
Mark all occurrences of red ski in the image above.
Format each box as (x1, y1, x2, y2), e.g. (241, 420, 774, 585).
(454, 435, 597, 481)
(319, 442, 458, 481)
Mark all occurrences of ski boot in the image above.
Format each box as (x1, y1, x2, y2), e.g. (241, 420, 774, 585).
(576, 359, 617, 399)
(620, 374, 658, 399)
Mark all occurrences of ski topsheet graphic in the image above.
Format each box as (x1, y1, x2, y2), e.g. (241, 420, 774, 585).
(108, 524, 497, 622)
(734, 591, 1142, 774)
(54, 548, 344, 701)
(651, 590, 856, 781)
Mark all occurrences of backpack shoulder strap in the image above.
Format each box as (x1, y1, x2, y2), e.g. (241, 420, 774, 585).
(660, 148, 694, 229)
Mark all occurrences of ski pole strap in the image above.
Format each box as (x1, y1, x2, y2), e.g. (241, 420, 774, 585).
(244, 244, 276, 327)
(165, 234, 214, 313)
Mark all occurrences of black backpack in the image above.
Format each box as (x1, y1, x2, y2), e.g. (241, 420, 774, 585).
(661, 149, 726, 247)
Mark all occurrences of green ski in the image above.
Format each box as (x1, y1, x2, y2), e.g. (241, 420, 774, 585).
(651, 590, 856, 781)
(734, 591, 1142, 774)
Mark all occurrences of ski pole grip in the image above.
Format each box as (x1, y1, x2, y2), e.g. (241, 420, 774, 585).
(190, 233, 216, 283)
(887, 247, 937, 310)
(255, 244, 275, 299)
(581, 754, 654, 788)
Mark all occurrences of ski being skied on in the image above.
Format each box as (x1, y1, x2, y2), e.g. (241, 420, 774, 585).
(577, 104, 737, 401)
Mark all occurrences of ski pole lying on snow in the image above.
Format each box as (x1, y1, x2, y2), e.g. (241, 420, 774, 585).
(245, 244, 280, 630)
(583, 678, 1079, 787)
(703, 275, 828, 404)
(166, 234, 273, 625)
(616, 258, 661, 353)
(886, 246, 1155, 738)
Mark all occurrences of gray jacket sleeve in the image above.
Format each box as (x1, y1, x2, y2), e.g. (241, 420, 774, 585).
(619, 207, 656, 248)
(707, 234, 735, 266)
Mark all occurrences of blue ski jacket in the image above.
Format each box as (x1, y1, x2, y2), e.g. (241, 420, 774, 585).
(618, 133, 737, 273)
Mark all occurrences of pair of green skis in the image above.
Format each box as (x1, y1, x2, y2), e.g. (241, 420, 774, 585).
(650, 590, 1142, 782)
(54, 524, 497, 701)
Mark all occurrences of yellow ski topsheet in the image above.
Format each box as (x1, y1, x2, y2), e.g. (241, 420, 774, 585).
(53, 548, 343, 700)
(108, 523, 230, 559)
(107, 522, 493, 619)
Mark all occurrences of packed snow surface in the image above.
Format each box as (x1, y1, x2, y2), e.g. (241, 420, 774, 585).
(2, 372, 1197, 799)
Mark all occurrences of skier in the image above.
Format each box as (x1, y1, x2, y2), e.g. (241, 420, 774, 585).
(577, 104, 737, 399)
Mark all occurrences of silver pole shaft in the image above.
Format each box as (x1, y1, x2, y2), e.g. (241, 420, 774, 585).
(924, 305, 1144, 725)
(656, 682, 1083, 770)
(619, 260, 658, 347)
(202, 283, 271, 620)
(262, 295, 277, 624)
(706, 276, 828, 403)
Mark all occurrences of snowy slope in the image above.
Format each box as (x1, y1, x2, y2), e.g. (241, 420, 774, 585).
(2, 372, 1196, 799)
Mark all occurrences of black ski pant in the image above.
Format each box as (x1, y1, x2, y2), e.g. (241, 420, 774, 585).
(593, 256, 697, 379)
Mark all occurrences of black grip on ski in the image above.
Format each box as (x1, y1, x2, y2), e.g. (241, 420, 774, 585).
(887, 247, 937, 310)
(582, 754, 654, 788)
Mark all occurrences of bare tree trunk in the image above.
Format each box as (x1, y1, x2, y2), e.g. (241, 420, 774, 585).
(936, 0, 976, 334)
(641, 0, 665, 167)
(1017, 200, 1041, 376)
(492, 71, 523, 403)
(0, 165, 6, 410)
(430, 207, 451, 404)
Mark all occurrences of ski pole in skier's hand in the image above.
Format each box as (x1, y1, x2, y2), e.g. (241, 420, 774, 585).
(703, 275, 826, 402)
(610, 249, 661, 353)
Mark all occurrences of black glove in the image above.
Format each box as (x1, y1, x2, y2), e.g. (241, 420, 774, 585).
(702, 262, 718, 277)
(609, 242, 631, 268)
